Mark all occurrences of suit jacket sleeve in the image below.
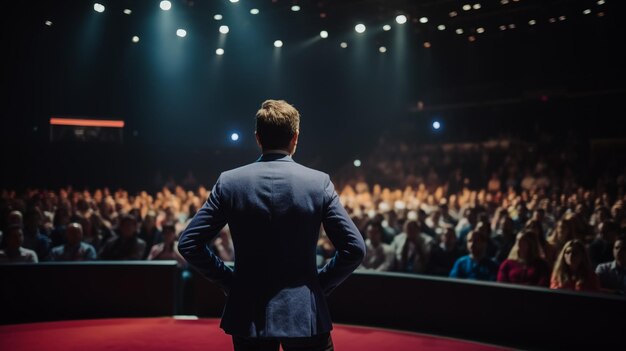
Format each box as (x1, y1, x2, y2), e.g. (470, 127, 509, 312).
(318, 176, 366, 296)
(177, 175, 234, 294)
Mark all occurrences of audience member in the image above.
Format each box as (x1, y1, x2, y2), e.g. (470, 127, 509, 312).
(0, 224, 38, 263)
(550, 239, 600, 292)
(449, 230, 498, 281)
(497, 230, 550, 287)
(48, 222, 97, 261)
(595, 235, 625, 295)
(99, 214, 146, 260)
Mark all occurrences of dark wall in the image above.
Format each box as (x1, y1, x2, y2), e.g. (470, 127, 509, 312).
(2, 263, 624, 350)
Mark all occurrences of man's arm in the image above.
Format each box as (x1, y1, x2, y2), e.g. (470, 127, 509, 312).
(318, 176, 366, 296)
(178, 175, 234, 294)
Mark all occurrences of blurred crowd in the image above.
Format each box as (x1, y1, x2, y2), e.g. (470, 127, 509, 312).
(1, 139, 625, 296)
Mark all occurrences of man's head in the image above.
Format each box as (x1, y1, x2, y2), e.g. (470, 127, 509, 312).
(466, 230, 486, 260)
(614, 235, 625, 268)
(4, 224, 24, 251)
(65, 222, 83, 246)
(118, 214, 138, 239)
(255, 100, 300, 154)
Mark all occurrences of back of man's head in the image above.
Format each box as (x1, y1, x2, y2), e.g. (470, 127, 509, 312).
(255, 100, 300, 150)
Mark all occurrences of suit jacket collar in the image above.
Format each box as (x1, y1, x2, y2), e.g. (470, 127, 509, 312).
(257, 153, 294, 162)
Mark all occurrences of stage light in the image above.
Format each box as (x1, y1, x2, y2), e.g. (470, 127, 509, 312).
(219, 25, 229, 34)
(94, 3, 105, 13)
(45, 20, 53, 26)
(499, 25, 507, 30)
(176, 29, 187, 37)
(501, 0, 509, 4)
(132, 36, 140, 43)
(437, 24, 446, 31)
(559, 16, 566, 21)
(549, 18, 556, 23)
(597, 0, 605, 4)
(462, 4, 471, 11)
(160, 1, 171, 11)
(353, 160, 362, 167)
(433, 121, 441, 130)
(216, 48, 224, 55)
(250, 9, 259, 15)
(508, 23, 516, 29)
(449, 11, 458, 17)
(383, 24, 391, 31)
(583, 9, 591, 15)
(123, 9, 132, 15)
(320, 30, 329, 38)
(214, 14, 223, 20)
(274, 40, 283, 48)
(379, 46, 387, 53)
(476, 27, 485, 34)
(473, 3, 482, 10)
(395, 15, 407, 24)
(468, 35, 476, 42)
(423, 42, 431, 48)
(229, 0, 239, 3)
(419, 17, 428, 24)
(340, 42, 348, 48)
(528, 19, 537, 25)
(291, 5, 300, 12)
(231, 133, 239, 141)
(355, 24, 366, 33)
(456, 28, 464, 34)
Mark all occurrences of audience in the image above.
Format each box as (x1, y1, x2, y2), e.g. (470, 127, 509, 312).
(550, 239, 600, 292)
(48, 222, 97, 261)
(99, 214, 146, 260)
(595, 235, 625, 295)
(147, 222, 184, 267)
(359, 221, 395, 272)
(449, 230, 498, 281)
(0, 224, 38, 262)
(497, 230, 550, 287)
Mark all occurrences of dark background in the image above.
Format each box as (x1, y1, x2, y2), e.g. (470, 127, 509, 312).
(2, 0, 624, 191)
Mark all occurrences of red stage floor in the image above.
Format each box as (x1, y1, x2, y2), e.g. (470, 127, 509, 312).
(0, 317, 511, 351)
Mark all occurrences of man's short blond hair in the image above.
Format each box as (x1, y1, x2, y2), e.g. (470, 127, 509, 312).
(255, 100, 300, 150)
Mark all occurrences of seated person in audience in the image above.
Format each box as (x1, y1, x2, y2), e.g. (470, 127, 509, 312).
(546, 214, 577, 267)
(589, 220, 619, 268)
(359, 221, 395, 271)
(417, 209, 437, 238)
(497, 230, 550, 287)
(0, 224, 38, 263)
(48, 222, 96, 261)
(393, 219, 432, 273)
(211, 225, 235, 262)
(22, 209, 51, 261)
(139, 211, 163, 259)
(99, 214, 146, 260)
(493, 215, 516, 264)
(595, 235, 625, 295)
(449, 230, 498, 281)
(426, 226, 463, 276)
(148, 222, 185, 266)
(550, 239, 600, 292)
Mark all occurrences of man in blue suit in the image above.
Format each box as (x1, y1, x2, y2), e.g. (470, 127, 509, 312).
(178, 100, 366, 351)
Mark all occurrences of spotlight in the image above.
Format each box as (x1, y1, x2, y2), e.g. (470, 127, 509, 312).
(419, 17, 428, 24)
(501, 0, 509, 4)
(123, 9, 132, 15)
(583, 9, 591, 15)
(132, 36, 140, 43)
(274, 40, 283, 48)
(340, 42, 348, 48)
(508, 23, 516, 29)
(214, 14, 223, 20)
(528, 19, 537, 25)
(229, 0, 239, 3)
(383, 24, 391, 31)
(94, 3, 105, 13)
(250, 9, 259, 15)
(219, 25, 229, 34)
(476, 27, 485, 34)
(597, 0, 605, 4)
(395, 15, 407, 24)
(355, 24, 366, 33)
(499, 25, 507, 31)
(379, 46, 387, 53)
(216, 48, 224, 55)
(176, 29, 187, 37)
(456, 28, 464, 34)
(423, 42, 431, 48)
(45, 20, 53, 26)
(160, 1, 171, 11)
(320, 30, 328, 38)
(433, 121, 441, 130)
(462, 4, 471, 11)
(473, 3, 482, 10)
(437, 24, 446, 31)
(353, 160, 362, 167)
(559, 16, 566, 21)
(291, 5, 300, 12)
(449, 11, 458, 17)
(231, 133, 239, 141)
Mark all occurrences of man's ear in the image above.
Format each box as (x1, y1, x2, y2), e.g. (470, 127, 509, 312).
(255, 132, 262, 148)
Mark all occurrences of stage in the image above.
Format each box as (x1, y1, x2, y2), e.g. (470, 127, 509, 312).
(0, 317, 511, 350)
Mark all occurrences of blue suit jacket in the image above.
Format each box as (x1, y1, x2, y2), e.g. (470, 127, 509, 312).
(178, 153, 366, 338)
